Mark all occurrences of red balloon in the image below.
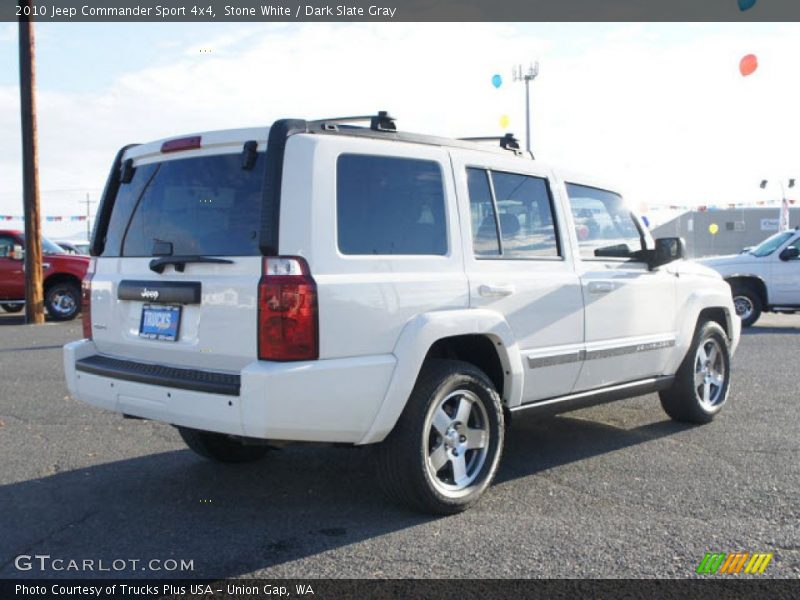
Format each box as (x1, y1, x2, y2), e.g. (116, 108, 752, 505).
(739, 54, 758, 77)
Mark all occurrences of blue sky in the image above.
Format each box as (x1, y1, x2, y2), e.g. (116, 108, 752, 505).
(1, 23, 247, 91)
(1, 22, 798, 238)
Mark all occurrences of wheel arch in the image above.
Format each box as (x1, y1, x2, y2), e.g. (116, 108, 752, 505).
(696, 307, 731, 339)
(44, 272, 82, 294)
(357, 309, 523, 445)
(725, 275, 768, 307)
(424, 335, 506, 399)
(669, 287, 740, 376)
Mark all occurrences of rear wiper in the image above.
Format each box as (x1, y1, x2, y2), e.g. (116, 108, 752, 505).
(149, 256, 234, 274)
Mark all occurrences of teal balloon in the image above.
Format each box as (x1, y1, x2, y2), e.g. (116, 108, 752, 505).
(491, 74, 502, 89)
(738, 0, 757, 11)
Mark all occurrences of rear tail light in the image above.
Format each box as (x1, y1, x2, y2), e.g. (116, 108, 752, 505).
(258, 257, 318, 361)
(81, 258, 96, 340)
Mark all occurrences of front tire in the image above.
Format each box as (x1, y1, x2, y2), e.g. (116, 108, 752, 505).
(660, 321, 731, 424)
(44, 282, 81, 321)
(730, 284, 762, 327)
(0, 304, 23, 313)
(177, 427, 272, 463)
(375, 360, 504, 515)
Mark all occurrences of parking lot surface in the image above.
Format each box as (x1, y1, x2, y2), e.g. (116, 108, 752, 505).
(0, 312, 798, 579)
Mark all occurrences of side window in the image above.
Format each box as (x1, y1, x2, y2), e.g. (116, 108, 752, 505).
(786, 237, 800, 260)
(467, 168, 500, 256)
(466, 168, 560, 259)
(565, 183, 642, 259)
(337, 154, 447, 256)
(0, 236, 14, 258)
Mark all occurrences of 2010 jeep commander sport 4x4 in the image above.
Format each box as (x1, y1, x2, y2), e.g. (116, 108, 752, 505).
(64, 112, 740, 515)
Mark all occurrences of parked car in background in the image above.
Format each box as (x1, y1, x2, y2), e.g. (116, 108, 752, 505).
(697, 228, 800, 326)
(0, 230, 89, 320)
(56, 240, 90, 255)
(64, 114, 739, 514)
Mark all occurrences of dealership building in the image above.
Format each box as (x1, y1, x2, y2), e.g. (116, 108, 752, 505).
(650, 206, 800, 258)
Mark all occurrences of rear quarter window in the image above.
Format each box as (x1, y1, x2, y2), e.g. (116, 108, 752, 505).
(336, 154, 447, 256)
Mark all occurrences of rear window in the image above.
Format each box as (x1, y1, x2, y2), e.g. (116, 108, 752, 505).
(336, 154, 447, 256)
(102, 152, 265, 257)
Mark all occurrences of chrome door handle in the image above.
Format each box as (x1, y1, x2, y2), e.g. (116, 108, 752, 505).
(479, 284, 516, 298)
(588, 281, 615, 294)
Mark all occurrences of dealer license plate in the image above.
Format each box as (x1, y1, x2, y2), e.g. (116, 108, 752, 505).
(139, 304, 182, 341)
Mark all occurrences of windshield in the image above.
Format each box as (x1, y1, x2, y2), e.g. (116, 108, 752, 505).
(750, 231, 795, 257)
(18, 234, 67, 255)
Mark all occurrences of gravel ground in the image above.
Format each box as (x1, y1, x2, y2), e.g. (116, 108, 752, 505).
(0, 311, 798, 579)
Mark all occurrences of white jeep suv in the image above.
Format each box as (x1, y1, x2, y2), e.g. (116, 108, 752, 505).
(64, 113, 740, 514)
(697, 230, 800, 327)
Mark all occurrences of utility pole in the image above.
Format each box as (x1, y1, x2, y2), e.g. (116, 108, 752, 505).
(513, 62, 539, 154)
(18, 2, 45, 324)
(79, 193, 96, 241)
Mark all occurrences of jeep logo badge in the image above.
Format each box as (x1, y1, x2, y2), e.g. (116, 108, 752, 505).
(141, 288, 160, 301)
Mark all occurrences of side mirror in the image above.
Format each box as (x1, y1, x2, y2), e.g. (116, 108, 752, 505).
(11, 244, 25, 261)
(779, 246, 799, 261)
(594, 243, 633, 259)
(648, 237, 685, 270)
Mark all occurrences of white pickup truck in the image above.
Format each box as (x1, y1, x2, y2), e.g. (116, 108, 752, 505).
(64, 113, 740, 514)
(697, 229, 800, 326)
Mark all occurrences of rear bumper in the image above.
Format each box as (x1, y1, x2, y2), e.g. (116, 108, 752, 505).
(64, 340, 396, 443)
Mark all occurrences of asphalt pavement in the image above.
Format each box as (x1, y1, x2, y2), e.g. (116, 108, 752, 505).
(0, 311, 798, 579)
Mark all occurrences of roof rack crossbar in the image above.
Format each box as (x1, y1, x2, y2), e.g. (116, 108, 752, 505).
(459, 133, 521, 152)
(310, 110, 396, 132)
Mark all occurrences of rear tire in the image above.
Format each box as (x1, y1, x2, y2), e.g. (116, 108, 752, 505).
(730, 284, 762, 327)
(0, 304, 23, 313)
(177, 427, 272, 463)
(44, 282, 81, 321)
(660, 321, 731, 424)
(375, 359, 504, 515)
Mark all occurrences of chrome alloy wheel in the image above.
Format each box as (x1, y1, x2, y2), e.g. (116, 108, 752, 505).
(423, 389, 490, 496)
(694, 337, 726, 410)
(733, 295, 754, 321)
(51, 291, 77, 316)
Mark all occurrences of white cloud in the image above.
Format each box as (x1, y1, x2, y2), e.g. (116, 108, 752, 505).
(0, 24, 14, 43)
(2, 22, 800, 239)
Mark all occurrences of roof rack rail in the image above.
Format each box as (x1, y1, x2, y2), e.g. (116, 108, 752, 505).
(292, 113, 533, 160)
(459, 133, 522, 152)
(311, 110, 397, 132)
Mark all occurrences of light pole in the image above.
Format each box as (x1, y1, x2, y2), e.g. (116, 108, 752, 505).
(513, 62, 539, 154)
(760, 178, 795, 232)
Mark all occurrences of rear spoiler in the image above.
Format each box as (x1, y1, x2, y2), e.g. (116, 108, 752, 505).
(89, 143, 139, 257)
